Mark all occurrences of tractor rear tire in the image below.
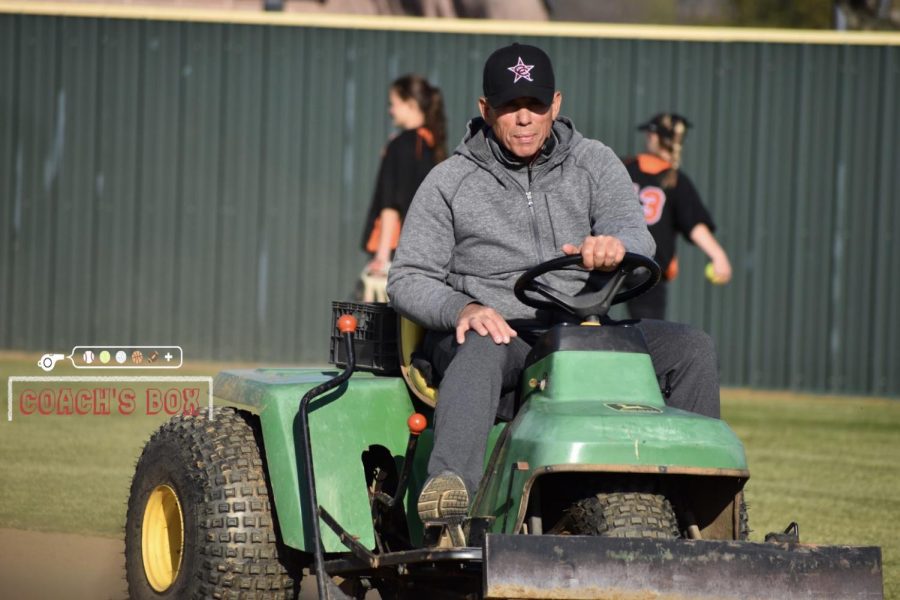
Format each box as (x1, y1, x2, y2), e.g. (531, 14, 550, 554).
(125, 407, 302, 599)
(567, 492, 679, 539)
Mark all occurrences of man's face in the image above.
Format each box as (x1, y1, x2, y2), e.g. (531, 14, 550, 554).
(479, 92, 562, 161)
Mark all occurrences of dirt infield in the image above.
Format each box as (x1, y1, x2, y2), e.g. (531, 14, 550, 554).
(0, 529, 328, 599)
(0, 529, 126, 600)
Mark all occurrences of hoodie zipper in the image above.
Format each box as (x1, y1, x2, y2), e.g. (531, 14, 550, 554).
(527, 164, 545, 263)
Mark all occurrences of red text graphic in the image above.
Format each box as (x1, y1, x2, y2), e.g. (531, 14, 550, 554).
(17, 387, 202, 416)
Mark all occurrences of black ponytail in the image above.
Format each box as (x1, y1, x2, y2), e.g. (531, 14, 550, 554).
(655, 113, 689, 188)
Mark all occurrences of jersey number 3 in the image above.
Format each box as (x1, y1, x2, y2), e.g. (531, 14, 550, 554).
(636, 185, 666, 226)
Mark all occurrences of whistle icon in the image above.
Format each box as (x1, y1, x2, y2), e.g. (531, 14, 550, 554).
(37, 353, 67, 372)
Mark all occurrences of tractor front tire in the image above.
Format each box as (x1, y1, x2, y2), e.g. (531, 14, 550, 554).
(567, 492, 679, 539)
(125, 407, 302, 599)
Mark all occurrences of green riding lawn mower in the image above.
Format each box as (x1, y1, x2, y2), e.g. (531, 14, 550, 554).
(124, 253, 884, 599)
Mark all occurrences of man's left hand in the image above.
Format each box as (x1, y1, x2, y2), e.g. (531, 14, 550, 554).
(561, 235, 625, 271)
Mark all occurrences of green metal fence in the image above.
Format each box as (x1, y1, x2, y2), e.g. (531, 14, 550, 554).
(1, 8, 898, 395)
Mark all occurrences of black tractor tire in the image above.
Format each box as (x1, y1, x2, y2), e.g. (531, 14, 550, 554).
(567, 492, 680, 539)
(124, 407, 302, 599)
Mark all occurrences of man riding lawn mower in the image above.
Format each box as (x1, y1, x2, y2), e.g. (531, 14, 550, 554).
(124, 256, 883, 599)
(124, 43, 883, 599)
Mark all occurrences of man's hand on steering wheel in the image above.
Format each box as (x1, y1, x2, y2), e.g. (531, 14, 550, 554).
(561, 235, 626, 271)
(514, 248, 661, 321)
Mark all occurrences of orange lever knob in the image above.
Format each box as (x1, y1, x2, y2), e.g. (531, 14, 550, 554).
(337, 314, 357, 334)
(407, 413, 427, 436)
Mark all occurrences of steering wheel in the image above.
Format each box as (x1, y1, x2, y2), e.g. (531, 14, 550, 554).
(514, 252, 661, 321)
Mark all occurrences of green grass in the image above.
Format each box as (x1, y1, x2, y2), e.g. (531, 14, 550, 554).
(724, 389, 900, 599)
(1, 352, 897, 597)
(0, 409, 172, 535)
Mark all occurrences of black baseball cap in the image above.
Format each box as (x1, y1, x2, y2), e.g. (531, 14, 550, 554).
(483, 43, 555, 108)
(637, 113, 693, 139)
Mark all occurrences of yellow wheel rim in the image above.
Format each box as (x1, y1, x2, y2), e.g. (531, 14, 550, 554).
(141, 484, 185, 592)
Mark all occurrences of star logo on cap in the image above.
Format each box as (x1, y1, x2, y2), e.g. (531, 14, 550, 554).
(508, 57, 534, 83)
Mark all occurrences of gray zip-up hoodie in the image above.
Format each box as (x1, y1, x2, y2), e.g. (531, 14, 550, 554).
(387, 116, 655, 331)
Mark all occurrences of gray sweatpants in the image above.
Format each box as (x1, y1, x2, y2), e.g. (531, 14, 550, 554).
(423, 319, 720, 496)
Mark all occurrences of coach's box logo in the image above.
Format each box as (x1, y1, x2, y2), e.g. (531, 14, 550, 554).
(17, 386, 201, 416)
(7, 376, 214, 421)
